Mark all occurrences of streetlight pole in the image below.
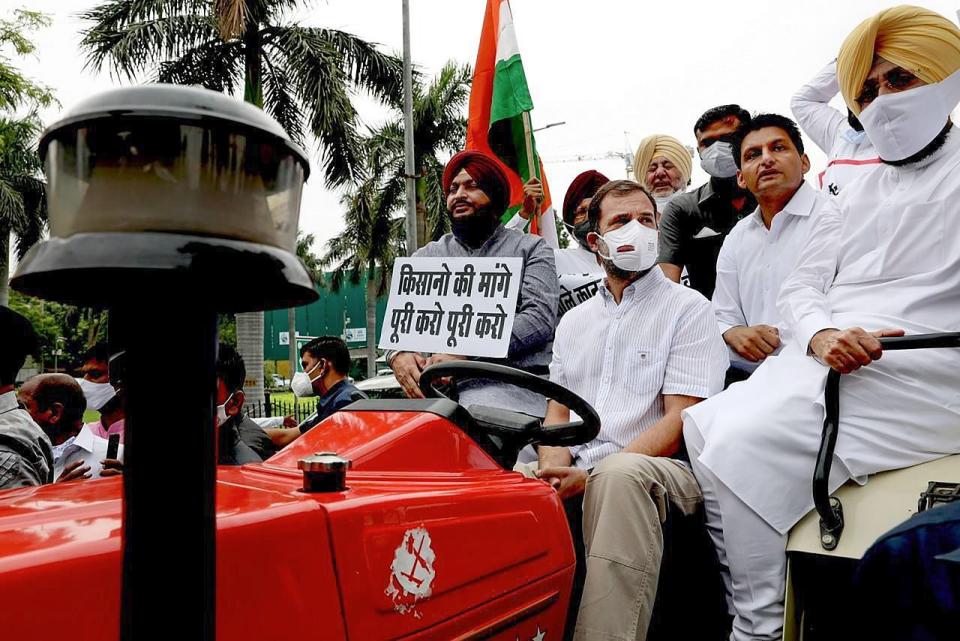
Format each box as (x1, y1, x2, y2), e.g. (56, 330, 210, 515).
(402, 0, 417, 255)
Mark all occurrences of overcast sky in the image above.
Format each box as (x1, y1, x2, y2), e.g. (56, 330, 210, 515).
(8, 0, 960, 254)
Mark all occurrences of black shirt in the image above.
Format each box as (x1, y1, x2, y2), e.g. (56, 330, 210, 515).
(299, 379, 368, 434)
(657, 179, 756, 299)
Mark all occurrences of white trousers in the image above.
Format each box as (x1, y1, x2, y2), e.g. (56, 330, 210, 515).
(684, 416, 786, 641)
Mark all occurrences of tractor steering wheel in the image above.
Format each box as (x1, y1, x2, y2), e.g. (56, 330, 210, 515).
(419, 361, 601, 466)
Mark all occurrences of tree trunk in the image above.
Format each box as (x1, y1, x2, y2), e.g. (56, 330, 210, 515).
(0, 227, 9, 307)
(287, 306, 297, 383)
(237, 19, 265, 407)
(242, 21, 263, 108)
(415, 176, 429, 247)
(365, 270, 377, 378)
(236, 312, 264, 408)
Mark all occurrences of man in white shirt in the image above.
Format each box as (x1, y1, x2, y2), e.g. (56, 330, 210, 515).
(537, 179, 728, 640)
(791, 59, 880, 195)
(684, 7, 960, 640)
(714, 114, 826, 376)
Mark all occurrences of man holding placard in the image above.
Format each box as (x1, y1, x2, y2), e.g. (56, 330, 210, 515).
(385, 150, 558, 418)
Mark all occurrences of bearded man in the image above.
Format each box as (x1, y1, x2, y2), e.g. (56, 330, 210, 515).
(388, 150, 558, 419)
(682, 6, 960, 639)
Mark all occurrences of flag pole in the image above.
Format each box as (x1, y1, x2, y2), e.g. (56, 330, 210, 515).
(402, 0, 418, 254)
(520, 110, 540, 233)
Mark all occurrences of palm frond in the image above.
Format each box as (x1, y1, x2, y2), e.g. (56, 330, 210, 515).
(80, 11, 218, 80)
(307, 28, 404, 107)
(266, 25, 364, 186)
(261, 50, 305, 146)
(0, 178, 25, 230)
(9, 174, 46, 258)
(155, 37, 242, 92)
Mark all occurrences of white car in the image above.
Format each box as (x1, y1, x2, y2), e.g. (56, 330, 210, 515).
(355, 373, 403, 399)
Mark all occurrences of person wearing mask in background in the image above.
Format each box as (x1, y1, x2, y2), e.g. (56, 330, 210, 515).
(684, 7, 960, 639)
(75, 343, 117, 416)
(215, 344, 263, 466)
(791, 59, 880, 196)
(552, 170, 609, 326)
(633, 133, 693, 211)
(267, 336, 366, 448)
(658, 105, 757, 299)
(0, 308, 52, 489)
(553, 170, 609, 276)
(534, 180, 727, 641)
(388, 150, 558, 420)
(713, 114, 826, 381)
(17, 374, 93, 482)
(76, 344, 126, 443)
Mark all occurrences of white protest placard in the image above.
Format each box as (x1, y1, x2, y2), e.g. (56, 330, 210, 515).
(378, 257, 523, 358)
(557, 274, 603, 320)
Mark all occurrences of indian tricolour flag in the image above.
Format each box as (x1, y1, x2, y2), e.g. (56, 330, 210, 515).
(466, 0, 559, 248)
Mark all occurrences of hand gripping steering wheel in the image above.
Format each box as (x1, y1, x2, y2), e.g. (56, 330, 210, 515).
(418, 361, 601, 455)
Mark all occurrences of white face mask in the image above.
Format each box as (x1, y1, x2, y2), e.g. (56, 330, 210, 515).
(596, 219, 659, 273)
(291, 360, 324, 398)
(76, 377, 117, 411)
(699, 141, 738, 178)
(858, 68, 960, 162)
(653, 190, 682, 210)
(216, 393, 234, 428)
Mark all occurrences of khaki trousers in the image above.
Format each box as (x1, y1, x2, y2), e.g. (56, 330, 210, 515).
(576, 453, 703, 641)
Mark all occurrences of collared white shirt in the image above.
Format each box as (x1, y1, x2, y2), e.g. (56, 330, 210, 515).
(551, 268, 727, 469)
(712, 182, 826, 369)
(791, 60, 881, 195)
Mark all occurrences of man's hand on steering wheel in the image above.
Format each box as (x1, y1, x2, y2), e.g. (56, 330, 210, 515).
(391, 351, 427, 399)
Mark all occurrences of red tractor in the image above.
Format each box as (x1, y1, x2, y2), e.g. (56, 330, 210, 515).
(0, 364, 601, 641)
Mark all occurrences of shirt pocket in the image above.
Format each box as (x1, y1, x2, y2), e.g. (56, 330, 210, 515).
(627, 347, 666, 396)
(873, 200, 946, 280)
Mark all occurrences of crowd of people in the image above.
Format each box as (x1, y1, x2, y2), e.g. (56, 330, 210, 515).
(0, 323, 365, 482)
(382, 5, 960, 640)
(2, 3, 960, 640)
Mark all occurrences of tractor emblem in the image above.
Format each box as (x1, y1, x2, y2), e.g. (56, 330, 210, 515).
(386, 526, 436, 616)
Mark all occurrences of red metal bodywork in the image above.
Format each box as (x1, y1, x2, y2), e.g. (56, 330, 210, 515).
(0, 409, 575, 640)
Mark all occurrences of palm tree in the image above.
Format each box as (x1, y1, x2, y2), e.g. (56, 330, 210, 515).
(287, 231, 320, 379)
(366, 60, 471, 248)
(79, 0, 404, 405)
(318, 62, 471, 376)
(320, 176, 405, 378)
(0, 9, 55, 307)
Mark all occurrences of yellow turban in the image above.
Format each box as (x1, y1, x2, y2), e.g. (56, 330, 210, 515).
(837, 5, 960, 114)
(632, 134, 692, 188)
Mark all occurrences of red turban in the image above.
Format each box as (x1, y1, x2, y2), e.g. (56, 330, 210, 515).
(442, 150, 510, 216)
(562, 170, 609, 225)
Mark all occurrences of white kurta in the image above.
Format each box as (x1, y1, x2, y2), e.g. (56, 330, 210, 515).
(791, 60, 881, 195)
(712, 182, 826, 370)
(685, 128, 960, 534)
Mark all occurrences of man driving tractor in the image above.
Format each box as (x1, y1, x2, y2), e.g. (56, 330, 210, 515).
(683, 6, 960, 640)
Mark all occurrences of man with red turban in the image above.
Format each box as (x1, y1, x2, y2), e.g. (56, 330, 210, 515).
(554, 170, 608, 276)
(387, 150, 558, 419)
